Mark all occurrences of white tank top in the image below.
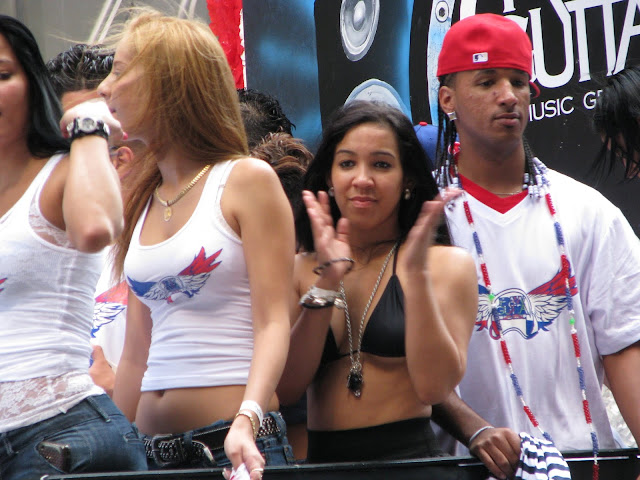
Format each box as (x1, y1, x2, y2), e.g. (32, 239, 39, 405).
(0, 155, 104, 432)
(125, 160, 253, 391)
(0, 155, 103, 380)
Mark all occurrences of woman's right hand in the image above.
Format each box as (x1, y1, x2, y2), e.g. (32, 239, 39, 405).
(224, 417, 265, 480)
(303, 190, 352, 282)
(60, 98, 126, 144)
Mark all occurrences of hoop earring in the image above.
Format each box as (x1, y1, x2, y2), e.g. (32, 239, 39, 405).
(404, 188, 411, 200)
(447, 111, 457, 121)
(328, 187, 335, 197)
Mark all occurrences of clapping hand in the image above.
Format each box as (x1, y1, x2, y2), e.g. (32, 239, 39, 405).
(399, 187, 462, 273)
(302, 190, 352, 281)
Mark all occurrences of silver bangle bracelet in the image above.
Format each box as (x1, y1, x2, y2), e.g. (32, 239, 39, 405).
(468, 425, 494, 445)
(312, 257, 355, 275)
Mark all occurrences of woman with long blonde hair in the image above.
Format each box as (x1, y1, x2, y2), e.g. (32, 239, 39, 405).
(99, 8, 295, 477)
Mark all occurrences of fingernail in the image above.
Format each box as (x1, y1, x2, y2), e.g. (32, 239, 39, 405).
(122, 132, 129, 140)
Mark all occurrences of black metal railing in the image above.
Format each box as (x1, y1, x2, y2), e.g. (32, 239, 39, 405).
(43, 449, 640, 480)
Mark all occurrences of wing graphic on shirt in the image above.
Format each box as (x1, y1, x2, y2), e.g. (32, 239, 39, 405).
(128, 247, 222, 304)
(476, 270, 577, 340)
(92, 280, 128, 337)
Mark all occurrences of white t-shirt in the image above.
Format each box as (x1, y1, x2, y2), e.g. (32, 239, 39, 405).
(445, 168, 640, 452)
(92, 248, 127, 369)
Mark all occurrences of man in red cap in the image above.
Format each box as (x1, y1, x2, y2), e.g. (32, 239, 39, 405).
(430, 13, 640, 479)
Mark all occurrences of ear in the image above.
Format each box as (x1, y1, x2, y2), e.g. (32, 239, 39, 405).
(438, 85, 455, 117)
(403, 180, 415, 191)
(111, 146, 135, 181)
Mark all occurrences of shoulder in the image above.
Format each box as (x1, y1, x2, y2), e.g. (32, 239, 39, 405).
(428, 244, 475, 268)
(428, 245, 477, 286)
(548, 169, 611, 205)
(223, 157, 286, 210)
(547, 169, 628, 228)
(227, 156, 281, 187)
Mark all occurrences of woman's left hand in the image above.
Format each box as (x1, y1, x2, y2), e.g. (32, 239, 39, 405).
(224, 418, 265, 480)
(399, 187, 462, 273)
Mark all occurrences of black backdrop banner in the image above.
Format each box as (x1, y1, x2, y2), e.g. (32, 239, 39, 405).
(243, 0, 640, 236)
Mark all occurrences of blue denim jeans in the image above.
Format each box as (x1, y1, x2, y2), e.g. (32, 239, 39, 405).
(146, 411, 295, 469)
(0, 394, 147, 480)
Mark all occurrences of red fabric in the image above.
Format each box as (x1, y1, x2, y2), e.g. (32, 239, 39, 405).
(206, 0, 244, 88)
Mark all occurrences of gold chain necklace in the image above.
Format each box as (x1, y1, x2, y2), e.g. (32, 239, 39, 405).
(154, 164, 211, 222)
(340, 241, 398, 397)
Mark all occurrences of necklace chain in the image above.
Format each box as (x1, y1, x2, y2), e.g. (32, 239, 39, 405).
(441, 147, 599, 479)
(340, 242, 398, 398)
(154, 163, 211, 221)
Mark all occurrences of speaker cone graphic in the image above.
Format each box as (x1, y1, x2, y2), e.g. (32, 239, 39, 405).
(340, 0, 380, 61)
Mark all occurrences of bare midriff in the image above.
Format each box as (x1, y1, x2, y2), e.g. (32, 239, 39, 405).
(307, 354, 432, 431)
(135, 385, 279, 435)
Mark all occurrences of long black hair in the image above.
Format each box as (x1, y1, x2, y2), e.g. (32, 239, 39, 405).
(0, 15, 69, 157)
(296, 100, 450, 252)
(592, 65, 640, 180)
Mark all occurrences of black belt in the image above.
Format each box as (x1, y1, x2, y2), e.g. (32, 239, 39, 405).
(144, 414, 280, 467)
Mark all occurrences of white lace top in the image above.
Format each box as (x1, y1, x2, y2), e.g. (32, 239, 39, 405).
(0, 155, 104, 433)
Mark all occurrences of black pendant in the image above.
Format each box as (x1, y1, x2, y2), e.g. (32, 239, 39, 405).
(347, 365, 363, 397)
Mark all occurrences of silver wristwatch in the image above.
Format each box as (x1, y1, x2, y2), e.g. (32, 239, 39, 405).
(66, 117, 110, 141)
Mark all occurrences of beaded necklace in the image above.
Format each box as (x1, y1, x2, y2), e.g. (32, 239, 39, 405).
(436, 143, 600, 479)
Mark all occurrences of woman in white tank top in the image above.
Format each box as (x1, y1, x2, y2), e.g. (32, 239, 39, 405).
(0, 15, 147, 480)
(99, 7, 295, 477)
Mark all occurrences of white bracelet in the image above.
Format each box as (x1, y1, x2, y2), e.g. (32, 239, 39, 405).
(468, 425, 494, 445)
(239, 400, 264, 427)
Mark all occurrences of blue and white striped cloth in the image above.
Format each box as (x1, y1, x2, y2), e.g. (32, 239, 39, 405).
(513, 432, 572, 479)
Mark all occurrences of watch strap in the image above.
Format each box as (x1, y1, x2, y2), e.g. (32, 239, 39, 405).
(67, 117, 110, 141)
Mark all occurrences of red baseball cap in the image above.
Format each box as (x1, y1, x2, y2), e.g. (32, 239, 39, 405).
(436, 14, 539, 96)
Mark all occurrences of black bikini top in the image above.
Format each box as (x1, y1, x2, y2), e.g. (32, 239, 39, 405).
(319, 252, 405, 365)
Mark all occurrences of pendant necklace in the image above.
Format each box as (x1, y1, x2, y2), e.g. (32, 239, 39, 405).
(154, 163, 211, 222)
(340, 241, 398, 397)
(437, 143, 600, 479)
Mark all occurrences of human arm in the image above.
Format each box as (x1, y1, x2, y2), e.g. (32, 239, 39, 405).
(222, 159, 295, 476)
(432, 391, 521, 480)
(603, 341, 640, 449)
(112, 290, 152, 421)
(276, 190, 352, 405)
(60, 100, 125, 252)
(399, 190, 477, 404)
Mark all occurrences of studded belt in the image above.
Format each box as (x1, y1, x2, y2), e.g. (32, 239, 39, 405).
(144, 414, 281, 467)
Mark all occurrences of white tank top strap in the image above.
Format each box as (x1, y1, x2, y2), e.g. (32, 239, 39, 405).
(211, 159, 236, 205)
(208, 159, 240, 242)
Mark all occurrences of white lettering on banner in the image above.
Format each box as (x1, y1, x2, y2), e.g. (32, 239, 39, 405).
(458, 0, 640, 89)
(529, 96, 575, 120)
(529, 0, 574, 88)
(565, 0, 624, 79)
(583, 89, 603, 109)
(615, 0, 640, 73)
(528, 91, 604, 120)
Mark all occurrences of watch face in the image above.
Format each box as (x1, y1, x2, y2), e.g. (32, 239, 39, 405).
(79, 117, 98, 132)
